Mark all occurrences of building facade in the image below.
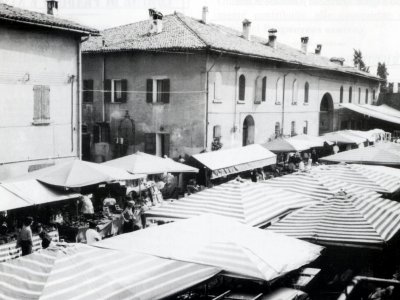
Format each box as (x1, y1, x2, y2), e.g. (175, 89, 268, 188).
(0, 3, 98, 180)
(82, 8, 380, 161)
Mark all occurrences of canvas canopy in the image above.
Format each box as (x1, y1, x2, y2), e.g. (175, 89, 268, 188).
(290, 134, 333, 148)
(103, 151, 198, 174)
(262, 137, 311, 153)
(192, 145, 276, 179)
(320, 142, 400, 166)
(341, 103, 400, 125)
(322, 130, 367, 145)
(145, 178, 316, 227)
(97, 214, 323, 282)
(268, 191, 400, 249)
(0, 243, 219, 300)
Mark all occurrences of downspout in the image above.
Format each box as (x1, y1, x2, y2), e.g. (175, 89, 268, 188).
(70, 76, 74, 153)
(281, 73, 288, 135)
(102, 53, 106, 122)
(234, 64, 240, 133)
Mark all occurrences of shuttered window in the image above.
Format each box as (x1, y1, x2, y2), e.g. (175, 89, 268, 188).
(238, 75, 246, 101)
(110, 79, 127, 103)
(146, 78, 170, 104)
(144, 133, 156, 155)
(83, 79, 94, 102)
(33, 85, 50, 125)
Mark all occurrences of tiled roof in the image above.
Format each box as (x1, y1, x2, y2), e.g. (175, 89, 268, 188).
(0, 3, 99, 35)
(83, 12, 379, 81)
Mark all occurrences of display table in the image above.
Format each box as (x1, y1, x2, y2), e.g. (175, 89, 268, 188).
(0, 230, 59, 263)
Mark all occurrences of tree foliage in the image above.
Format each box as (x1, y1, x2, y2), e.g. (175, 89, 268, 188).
(377, 62, 389, 82)
(353, 49, 370, 73)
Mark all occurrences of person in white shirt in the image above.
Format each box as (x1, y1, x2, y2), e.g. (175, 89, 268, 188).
(81, 194, 94, 219)
(86, 222, 101, 245)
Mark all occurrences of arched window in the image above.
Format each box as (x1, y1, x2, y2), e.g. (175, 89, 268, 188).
(304, 82, 309, 104)
(365, 89, 369, 104)
(238, 74, 246, 101)
(291, 121, 296, 136)
(292, 79, 298, 104)
(349, 86, 352, 103)
(358, 87, 361, 103)
(340, 86, 344, 103)
(276, 77, 283, 104)
(303, 121, 308, 134)
(262, 76, 267, 101)
(275, 122, 280, 137)
(213, 125, 221, 138)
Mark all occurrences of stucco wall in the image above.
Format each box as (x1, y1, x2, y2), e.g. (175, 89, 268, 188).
(82, 52, 207, 159)
(0, 25, 79, 180)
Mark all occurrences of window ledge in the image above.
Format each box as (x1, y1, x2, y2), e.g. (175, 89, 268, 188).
(303, 102, 309, 106)
(275, 102, 281, 105)
(237, 100, 245, 104)
(292, 102, 298, 106)
(150, 102, 168, 105)
(32, 120, 51, 126)
(254, 100, 262, 104)
(213, 99, 223, 104)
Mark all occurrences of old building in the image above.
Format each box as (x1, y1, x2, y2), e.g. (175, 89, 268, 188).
(0, 2, 98, 180)
(82, 8, 380, 161)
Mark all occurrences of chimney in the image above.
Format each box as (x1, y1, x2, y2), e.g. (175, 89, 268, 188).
(301, 36, 309, 53)
(330, 57, 345, 66)
(202, 6, 208, 24)
(46, 0, 58, 16)
(148, 9, 163, 34)
(315, 44, 322, 55)
(268, 28, 277, 49)
(242, 19, 251, 41)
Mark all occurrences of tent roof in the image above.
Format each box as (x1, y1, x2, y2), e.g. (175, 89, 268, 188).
(97, 214, 323, 282)
(268, 191, 400, 249)
(145, 179, 316, 227)
(322, 130, 367, 144)
(262, 137, 311, 153)
(0, 243, 219, 300)
(290, 134, 333, 147)
(103, 151, 198, 174)
(320, 143, 400, 166)
(341, 103, 400, 125)
(192, 145, 276, 179)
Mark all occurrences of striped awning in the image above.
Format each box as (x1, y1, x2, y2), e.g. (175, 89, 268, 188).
(311, 164, 400, 194)
(262, 171, 382, 202)
(97, 214, 323, 282)
(0, 243, 220, 300)
(268, 191, 400, 249)
(145, 179, 316, 227)
(320, 142, 400, 166)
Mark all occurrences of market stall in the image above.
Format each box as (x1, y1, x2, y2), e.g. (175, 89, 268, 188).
(262, 137, 311, 153)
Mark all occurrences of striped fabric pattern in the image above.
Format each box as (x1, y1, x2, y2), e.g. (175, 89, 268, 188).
(145, 179, 316, 227)
(312, 164, 400, 194)
(268, 191, 400, 249)
(262, 171, 382, 202)
(0, 244, 220, 300)
(98, 214, 323, 282)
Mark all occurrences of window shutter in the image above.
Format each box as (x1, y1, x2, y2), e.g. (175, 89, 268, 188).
(104, 79, 111, 103)
(262, 77, 267, 101)
(83, 80, 94, 102)
(163, 134, 170, 157)
(120, 79, 128, 103)
(146, 79, 153, 103)
(144, 133, 156, 154)
(33, 85, 41, 121)
(42, 86, 50, 120)
(162, 79, 170, 103)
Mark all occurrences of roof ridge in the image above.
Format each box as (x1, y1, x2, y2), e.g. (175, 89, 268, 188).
(173, 12, 208, 48)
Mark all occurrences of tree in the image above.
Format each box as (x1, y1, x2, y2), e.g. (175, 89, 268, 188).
(353, 49, 370, 73)
(377, 62, 389, 93)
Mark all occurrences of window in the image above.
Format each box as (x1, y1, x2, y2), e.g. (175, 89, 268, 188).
(211, 72, 222, 102)
(291, 121, 296, 136)
(304, 82, 309, 104)
(145, 132, 170, 157)
(303, 121, 308, 134)
(33, 85, 50, 125)
(292, 79, 298, 104)
(365, 89, 369, 104)
(93, 122, 110, 143)
(146, 78, 170, 104)
(349, 86, 352, 103)
(104, 79, 127, 103)
(213, 125, 221, 138)
(83, 79, 94, 103)
(358, 87, 361, 103)
(238, 74, 246, 101)
(275, 122, 280, 137)
(276, 77, 283, 104)
(340, 86, 344, 103)
(255, 76, 267, 103)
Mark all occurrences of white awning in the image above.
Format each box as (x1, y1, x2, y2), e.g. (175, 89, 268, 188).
(192, 144, 276, 179)
(340, 103, 400, 125)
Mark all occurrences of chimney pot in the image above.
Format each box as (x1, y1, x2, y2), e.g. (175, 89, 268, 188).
(315, 44, 322, 55)
(301, 36, 309, 54)
(46, 0, 58, 16)
(242, 19, 251, 41)
(148, 8, 163, 34)
(202, 6, 208, 24)
(268, 28, 277, 49)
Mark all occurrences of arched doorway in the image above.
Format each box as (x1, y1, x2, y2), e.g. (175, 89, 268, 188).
(242, 115, 255, 146)
(319, 93, 334, 134)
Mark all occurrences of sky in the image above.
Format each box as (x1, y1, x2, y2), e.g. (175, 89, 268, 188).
(4, 0, 400, 82)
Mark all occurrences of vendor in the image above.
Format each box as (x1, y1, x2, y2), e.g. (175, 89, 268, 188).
(17, 216, 33, 256)
(122, 201, 136, 233)
(103, 194, 117, 215)
(81, 194, 94, 220)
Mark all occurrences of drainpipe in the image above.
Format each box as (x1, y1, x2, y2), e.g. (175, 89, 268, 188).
(281, 73, 289, 136)
(102, 53, 106, 122)
(234, 64, 240, 134)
